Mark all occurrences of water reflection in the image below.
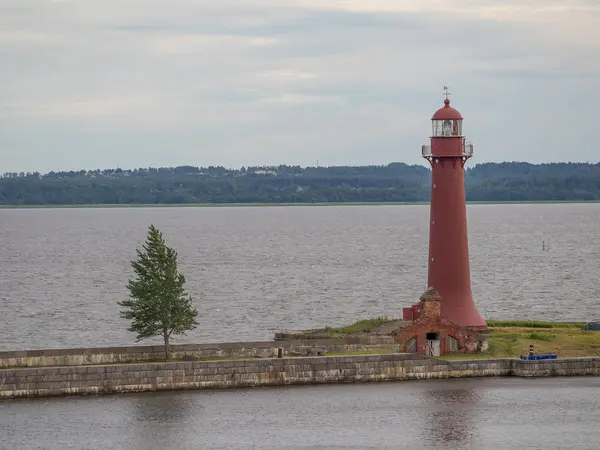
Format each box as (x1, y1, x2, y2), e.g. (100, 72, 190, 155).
(3, 379, 600, 449)
(128, 391, 199, 448)
(419, 384, 482, 449)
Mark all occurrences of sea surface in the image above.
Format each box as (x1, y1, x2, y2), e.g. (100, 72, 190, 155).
(2, 377, 600, 450)
(1, 203, 599, 350)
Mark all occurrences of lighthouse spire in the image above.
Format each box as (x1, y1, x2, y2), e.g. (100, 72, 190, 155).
(443, 85, 450, 101)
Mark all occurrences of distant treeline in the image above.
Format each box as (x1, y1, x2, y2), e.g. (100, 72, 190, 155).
(1, 162, 600, 205)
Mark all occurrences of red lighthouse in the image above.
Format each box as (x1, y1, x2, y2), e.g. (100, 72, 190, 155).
(409, 89, 487, 330)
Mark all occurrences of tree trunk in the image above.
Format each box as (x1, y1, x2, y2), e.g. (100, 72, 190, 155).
(163, 331, 170, 361)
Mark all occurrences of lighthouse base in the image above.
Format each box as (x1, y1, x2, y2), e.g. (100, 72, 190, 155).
(403, 296, 487, 331)
(394, 287, 487, 356)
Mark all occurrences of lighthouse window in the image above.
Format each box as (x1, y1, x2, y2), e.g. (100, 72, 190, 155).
(432, 119, 462, 137)
(442, 120, 452, 136)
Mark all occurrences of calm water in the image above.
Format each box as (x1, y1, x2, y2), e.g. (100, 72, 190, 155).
(1, 203, 599, 350)
(2, 377, 600, 449)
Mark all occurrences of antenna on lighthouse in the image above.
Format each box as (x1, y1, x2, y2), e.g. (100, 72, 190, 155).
(443, 85, 450, 101)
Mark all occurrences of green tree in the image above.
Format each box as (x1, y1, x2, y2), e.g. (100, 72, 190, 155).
(118, 225, 198, 360)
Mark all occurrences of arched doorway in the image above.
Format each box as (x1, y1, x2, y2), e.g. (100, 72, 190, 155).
(426, 332, 440, 357)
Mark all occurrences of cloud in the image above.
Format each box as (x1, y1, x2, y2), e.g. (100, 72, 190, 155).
(3, 97, 154, 118)
(152, 34, 279, 56)
(1, 0, 599, 172)
(257, 93, 343, 105)
(284, 0, 600, 17)
(0, 30, 63, 45)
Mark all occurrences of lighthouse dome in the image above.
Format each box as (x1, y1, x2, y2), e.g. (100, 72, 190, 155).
(432, 99, 463, 120)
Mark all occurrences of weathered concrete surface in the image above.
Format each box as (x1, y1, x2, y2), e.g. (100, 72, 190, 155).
(1, 355, 599, 400)
(0, 337, 397, 369)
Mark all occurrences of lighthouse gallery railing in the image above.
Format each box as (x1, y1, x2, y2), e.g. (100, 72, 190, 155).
(421, 142, 473, 157)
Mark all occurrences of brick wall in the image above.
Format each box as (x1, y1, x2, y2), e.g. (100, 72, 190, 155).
(1, 355, 599, 400)
(420, 298, 441, 318)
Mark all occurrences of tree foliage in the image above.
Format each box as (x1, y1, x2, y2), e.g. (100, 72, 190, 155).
(1, 162, 600, 205)
(118, 225, 198, 360)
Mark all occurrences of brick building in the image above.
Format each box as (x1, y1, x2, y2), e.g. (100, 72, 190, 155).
(393, 287, 484, 356)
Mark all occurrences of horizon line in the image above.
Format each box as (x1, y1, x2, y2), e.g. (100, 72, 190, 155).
(3, 160, 600, 177)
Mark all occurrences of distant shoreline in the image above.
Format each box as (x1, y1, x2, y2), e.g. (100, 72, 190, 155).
(1, 200, 599, 209)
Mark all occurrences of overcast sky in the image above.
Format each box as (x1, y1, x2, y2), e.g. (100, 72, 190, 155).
(1, 0, 599, 173)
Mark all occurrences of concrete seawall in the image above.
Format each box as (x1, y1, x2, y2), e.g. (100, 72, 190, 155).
(0, 337, 396, 369)
(2, 355, 599, 400)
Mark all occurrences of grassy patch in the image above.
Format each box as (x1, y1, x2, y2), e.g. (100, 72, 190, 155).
(305, 317, 395, 336)
(325, 349, 398, 357)
(523, 332, 556, 341)
(487, 320, 585, 329)
(478, 327, 600, 358)
(438, 354, 498, 361)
